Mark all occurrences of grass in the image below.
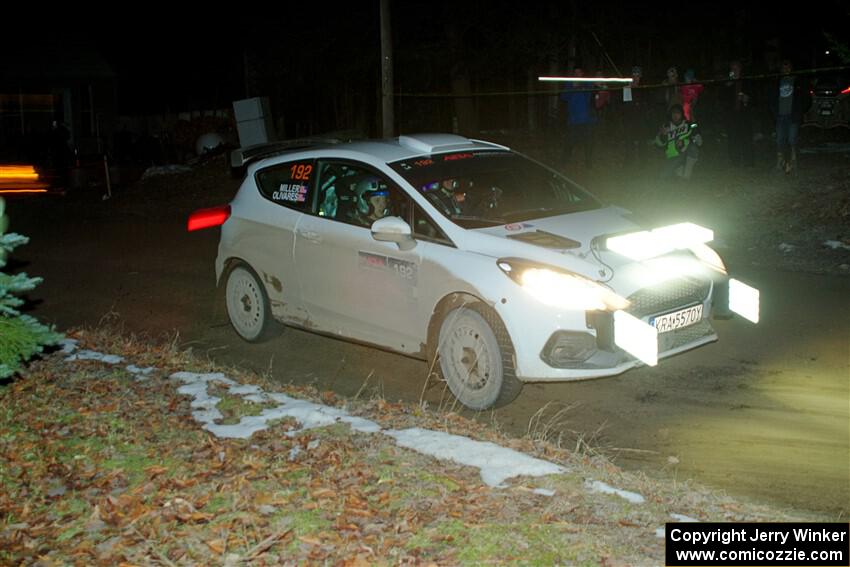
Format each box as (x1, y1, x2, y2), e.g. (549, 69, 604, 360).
(213, 391, 276, 425)
(0, 327, 826, 565)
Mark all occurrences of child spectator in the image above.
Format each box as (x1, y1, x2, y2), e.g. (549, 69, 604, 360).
(655, 104, 702, 180)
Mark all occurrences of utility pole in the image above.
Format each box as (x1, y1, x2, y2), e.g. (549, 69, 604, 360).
(380, 0, 394, 137)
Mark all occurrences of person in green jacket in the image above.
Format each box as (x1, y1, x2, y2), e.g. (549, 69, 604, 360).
(655, 103, 702, 180)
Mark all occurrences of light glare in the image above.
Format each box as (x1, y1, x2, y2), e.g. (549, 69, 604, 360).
(607, 223, 714, 261)
(519, 268, 628, 311)
(539, 76, 634, 84)
(689, 243, 727, 273)
(729, 279, 760, 323)
(614, 310, 658, 366)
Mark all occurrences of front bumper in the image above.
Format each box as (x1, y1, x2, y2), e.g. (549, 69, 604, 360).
(503, 275, 720, 382)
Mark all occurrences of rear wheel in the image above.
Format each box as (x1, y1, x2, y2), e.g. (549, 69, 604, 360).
(436, 304, 522, 410)
(225, 265, 276, 342)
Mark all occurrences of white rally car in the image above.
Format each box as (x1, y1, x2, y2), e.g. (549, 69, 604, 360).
(189, 134, 759, 410)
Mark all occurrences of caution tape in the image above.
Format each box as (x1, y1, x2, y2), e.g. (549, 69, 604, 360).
(392, 65, 850, 98)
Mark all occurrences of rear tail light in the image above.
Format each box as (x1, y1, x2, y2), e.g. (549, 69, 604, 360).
(0, 164, 49, 194)
(188, 205, 231, 231)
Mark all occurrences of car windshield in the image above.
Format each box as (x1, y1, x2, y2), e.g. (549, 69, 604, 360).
(389, 151, 601, 228)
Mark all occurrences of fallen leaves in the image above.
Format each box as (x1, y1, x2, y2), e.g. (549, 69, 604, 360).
(205, 538, 225, 554)
(1, 329, 798, 565)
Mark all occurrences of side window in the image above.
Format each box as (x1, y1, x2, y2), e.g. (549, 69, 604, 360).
(412, 204, 453, 245)
(315, 161, 410, 228)
(255, 160, 314, 210)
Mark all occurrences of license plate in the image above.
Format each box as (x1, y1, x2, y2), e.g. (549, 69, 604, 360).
(650, 304, 703, 333)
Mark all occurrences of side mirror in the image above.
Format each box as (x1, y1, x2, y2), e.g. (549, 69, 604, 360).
(371, 216, 416, 251)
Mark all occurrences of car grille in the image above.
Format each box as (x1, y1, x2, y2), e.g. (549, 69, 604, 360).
(625, 277, 712, 319)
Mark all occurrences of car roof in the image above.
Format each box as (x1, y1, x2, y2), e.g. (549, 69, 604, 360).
(238, 134, 510, 169)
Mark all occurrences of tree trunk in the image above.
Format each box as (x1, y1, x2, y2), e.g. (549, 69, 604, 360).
(380, 0, 394, 137)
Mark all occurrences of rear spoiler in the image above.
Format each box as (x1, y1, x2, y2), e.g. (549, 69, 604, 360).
(230, 137, 343, 169)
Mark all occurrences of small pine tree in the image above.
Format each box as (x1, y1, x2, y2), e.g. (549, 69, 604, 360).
(0, 197, 63, 379)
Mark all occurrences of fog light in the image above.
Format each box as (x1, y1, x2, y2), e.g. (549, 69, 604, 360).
(542, 332, 598, 368)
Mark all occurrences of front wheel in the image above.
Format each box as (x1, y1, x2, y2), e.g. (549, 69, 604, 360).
(225, 265, 276, 342)
(436, 304, 522, 410)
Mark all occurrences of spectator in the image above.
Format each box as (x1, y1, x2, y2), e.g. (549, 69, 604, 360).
(593, 70, 612, 130)
(722, 60, 755, 167)
(47, 120, 72, 188)
(680, 69, 704, 122)
(655, 103, 702, 180)
(621, 65, 650, 167)
(769, 59, 810, 173)
(663, 66, 683, 110)
(559, 67, 596, 169)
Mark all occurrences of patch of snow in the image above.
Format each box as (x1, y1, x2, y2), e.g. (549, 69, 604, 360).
(585, 480, 645, 504)
(126, 365, 156, 380)
(171, 371, 237, 387)
(656, 513, 699, 539)
(175, 380, 224, 424)
(823, 240, 850, 251)
(63, 354, 574, 490)
(66, 350, 124, 364)
(170, 372, 381, 440)
(778, 243, 796, 253)
(59, 339, 78, 354)
(288, 446, 301, 461)
(141, 165, 192, 179)
(242, 394, 268, 404)
(265, 393, 382, 435)
(384, 427, 565, 487)
(205, 417, 275, 440)
(229, 384, 263, 396)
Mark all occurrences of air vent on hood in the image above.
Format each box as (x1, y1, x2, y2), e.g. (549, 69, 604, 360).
(506, 230, 581, 250)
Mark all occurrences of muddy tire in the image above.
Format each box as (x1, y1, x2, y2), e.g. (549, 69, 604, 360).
(436, 304, 522, 410)
(225, 264, 277, 343)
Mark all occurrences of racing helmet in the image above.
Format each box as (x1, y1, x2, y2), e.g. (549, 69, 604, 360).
(353, 177, 389, 215)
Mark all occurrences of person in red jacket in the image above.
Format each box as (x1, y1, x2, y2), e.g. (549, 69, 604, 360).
(680, 69, 704, 122)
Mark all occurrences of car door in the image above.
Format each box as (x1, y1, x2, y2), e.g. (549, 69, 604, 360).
(247, 158, 315, 322)
(293, 159, 423, 353)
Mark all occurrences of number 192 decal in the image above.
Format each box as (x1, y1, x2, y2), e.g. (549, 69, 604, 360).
(290, 163, 313, 181)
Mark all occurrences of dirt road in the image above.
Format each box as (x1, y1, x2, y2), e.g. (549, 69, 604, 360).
(7, 160, 849, 518)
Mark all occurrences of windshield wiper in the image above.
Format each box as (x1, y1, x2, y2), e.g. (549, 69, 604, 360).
(449, 215, 506, 226)
(504, 207, 554, 217)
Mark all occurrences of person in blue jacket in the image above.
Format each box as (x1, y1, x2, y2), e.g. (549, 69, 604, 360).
(559, 67, 596, 169)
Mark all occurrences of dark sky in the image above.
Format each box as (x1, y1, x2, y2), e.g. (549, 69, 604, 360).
(2, 3, 847, 114)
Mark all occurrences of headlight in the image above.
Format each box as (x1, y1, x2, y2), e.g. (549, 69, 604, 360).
(689, 243, 727, 274)
(606, 222, 714, 261)
(498, 259, 629, 311)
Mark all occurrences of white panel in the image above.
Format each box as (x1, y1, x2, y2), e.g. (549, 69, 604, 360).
(614, 310, 658, 366)
(729, 279, 760, 324)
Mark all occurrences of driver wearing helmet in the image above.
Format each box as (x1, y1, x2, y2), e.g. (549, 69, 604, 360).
(351, 177, 391, 226)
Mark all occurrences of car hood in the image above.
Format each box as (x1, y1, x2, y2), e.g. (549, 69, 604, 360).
(467, 205, 639, 260)
(458, 206, 714, 298)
